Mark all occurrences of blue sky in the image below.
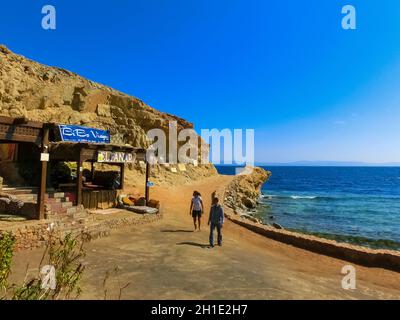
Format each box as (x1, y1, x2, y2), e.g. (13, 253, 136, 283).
(1, 0, 400, 163)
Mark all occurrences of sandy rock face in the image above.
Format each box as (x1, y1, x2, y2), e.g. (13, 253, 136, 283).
(0, 45, 217, 185)
(0, 45, 192, 148)
(224, 167, 271, 213)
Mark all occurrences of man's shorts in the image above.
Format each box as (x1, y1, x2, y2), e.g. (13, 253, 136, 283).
(192, 210, 202, 218)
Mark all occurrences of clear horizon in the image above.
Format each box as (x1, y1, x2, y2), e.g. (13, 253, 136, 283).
(217, 161, 400, 167)
(1, 1, 400, 163)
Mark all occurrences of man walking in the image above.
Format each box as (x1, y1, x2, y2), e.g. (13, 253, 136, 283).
(208, 197, 224, 247)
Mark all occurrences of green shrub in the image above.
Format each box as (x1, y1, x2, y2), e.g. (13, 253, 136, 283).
(0, 233, 15, 291)
(12, 232, 86, 300)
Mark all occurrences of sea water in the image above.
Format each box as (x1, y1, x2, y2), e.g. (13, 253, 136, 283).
(216, 166, 400, 250)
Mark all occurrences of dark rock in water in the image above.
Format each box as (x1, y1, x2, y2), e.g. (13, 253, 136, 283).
(269, 216, 274, 220)
(272, 223, 283, 230)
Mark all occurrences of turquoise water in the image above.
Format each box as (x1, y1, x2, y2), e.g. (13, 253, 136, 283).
(216, 166, 400, 250)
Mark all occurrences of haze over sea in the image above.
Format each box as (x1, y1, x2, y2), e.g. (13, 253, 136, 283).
(216, 166, 400, 250)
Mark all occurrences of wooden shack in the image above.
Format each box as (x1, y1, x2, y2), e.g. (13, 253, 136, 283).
(0, 116, 147, 219)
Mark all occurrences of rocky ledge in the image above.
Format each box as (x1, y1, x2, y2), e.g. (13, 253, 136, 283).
(223, 166, 271, 220)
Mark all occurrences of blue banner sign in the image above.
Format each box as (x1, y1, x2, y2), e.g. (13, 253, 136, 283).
(59, 124, 110, 144)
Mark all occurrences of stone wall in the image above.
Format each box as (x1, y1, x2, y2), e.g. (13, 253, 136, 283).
(0, 211, 162, 251)
(225, 207, 400, 272)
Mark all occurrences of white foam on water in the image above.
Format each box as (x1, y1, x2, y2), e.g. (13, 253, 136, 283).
(290, 195, 317, 199)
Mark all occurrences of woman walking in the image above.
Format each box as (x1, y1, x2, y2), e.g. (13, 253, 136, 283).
(189, 191, 204, 231)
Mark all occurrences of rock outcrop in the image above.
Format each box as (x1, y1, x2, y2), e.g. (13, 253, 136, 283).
(0, 45, 217, 185)
(223, 166, 271, 213)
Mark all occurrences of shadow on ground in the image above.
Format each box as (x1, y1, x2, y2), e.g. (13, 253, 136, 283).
(161, 229, 194, 233)
(176, 242, 210, 249)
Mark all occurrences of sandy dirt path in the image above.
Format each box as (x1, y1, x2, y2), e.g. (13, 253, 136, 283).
(11, 175, 400, 299)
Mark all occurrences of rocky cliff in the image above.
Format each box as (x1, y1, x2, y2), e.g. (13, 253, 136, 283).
(0, 45, 217, 185)
(224, 166, 271, 214)
(0, 45, 192, 147)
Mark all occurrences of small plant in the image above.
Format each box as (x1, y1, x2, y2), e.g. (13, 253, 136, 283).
(102, 266, 130, 300)
(11, 232, 86, 300)
(12, 278, 49, 300)
(1, 231, 131, 300)
(0, 232, 15, 292)
(48, 233, 86, 299)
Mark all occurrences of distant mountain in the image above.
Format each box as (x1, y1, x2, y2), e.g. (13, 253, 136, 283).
(256, 161, 400, 167)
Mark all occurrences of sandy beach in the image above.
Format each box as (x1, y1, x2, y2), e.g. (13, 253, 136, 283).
(11, 175, 400, 300)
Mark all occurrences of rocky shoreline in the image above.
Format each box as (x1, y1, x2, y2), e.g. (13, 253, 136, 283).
(221, 167, 400, 272)
(223, 166, 271, 223)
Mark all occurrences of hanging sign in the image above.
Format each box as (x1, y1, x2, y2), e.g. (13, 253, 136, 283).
(40, 153, 50, 162)
(59, 124, 110, 144)
(97, 151, 134, 163)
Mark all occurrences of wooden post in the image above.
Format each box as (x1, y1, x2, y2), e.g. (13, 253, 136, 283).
(145, 160, 150, 206)
(90, 161, 95, 182)
(120, 163, 125, 190)
(76, 149, 83, 206)
(37, 127, 49, 220)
